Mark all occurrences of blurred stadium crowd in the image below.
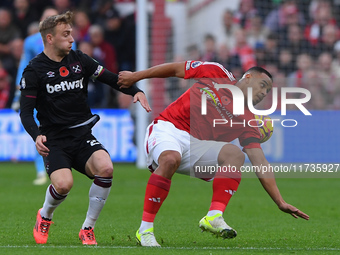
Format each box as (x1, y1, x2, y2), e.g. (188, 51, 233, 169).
(173, 0, 340, 111)
(1, 0, 340, 111)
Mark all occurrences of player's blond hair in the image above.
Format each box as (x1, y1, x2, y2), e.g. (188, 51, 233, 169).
(39, 11, 74, 44)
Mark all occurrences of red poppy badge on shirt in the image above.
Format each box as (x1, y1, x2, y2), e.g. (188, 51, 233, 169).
(59, 66, 69, 77)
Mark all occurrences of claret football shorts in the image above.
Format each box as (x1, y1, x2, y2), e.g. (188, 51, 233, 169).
(43, 132, 108, 178)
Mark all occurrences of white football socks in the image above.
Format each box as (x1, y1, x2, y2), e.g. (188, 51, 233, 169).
(82, 182, 111, 229)
(40, 184, 67, 220)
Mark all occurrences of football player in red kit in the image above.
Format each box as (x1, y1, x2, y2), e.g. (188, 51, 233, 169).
(118, 61, 309, 246)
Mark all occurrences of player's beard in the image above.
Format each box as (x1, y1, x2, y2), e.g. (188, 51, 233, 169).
(56, 47, 71, 58)
(252, 99, 261, 106)
(253, 95, 263, 105)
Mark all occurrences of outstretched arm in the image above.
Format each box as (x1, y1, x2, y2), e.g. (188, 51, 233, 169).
(118, 61, 186, 89)
(96, 69, 151, 112)
(245, 147, 309, 220)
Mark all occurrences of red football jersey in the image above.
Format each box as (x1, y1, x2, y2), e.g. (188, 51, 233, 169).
(156, 61, 261, 149)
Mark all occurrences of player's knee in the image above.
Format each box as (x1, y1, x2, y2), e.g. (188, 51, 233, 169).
(234, 148, 245, 165)
(228, 144, 245, 162)
(53, 179, 73, 195)
(158, 151, 181, 172)
(218, 144, 245, 166)
(97, 165, 113, 178)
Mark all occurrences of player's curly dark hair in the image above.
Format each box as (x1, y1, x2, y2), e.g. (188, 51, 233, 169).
(39, 11, 74, 44)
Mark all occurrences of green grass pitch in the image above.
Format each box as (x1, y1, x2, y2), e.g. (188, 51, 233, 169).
(0, 162, 339, 254)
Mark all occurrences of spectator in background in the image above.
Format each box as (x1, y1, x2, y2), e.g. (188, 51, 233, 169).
(277, 2, 304, 41)
(305, 0, 335, 46)
(78, 41, 107, 108)
(329, 0, 340, 25)
(331, 42, 340, 109)
(317, 52, 340, 109)
(89, 24, 118, 73)
(104, 7, 122, 50)
(313, 24, 339, 57)
(11, 0, 39, 38)
(294, 0, 311, 23)
(119, 11, 137, 71)
(287, 53, 314, 89)
(104, 6, 135, 71)
(231, 29, 256, 71)
(221, 9, 240, 50)
(52, 0, 74, 14)
(187, 44, 201, 61)
(0, 68, 11, 109)
(253, 42, 266, 67)
(262, 33, 279, 66)
(0, 0, 339, 111)
(103, 6, 138, 71)
(201, 34, 219, 63)
(264, 0, 305, 34)
(89, 24, 119, 108)
(0, 8, 21, 57)
(303, 68, 327, 109)
(72, 10, 91, 43)
(3, 38, 23, 77)
(277, 48, 295, 76)
(217, 44, 242, 78)
(279, 24, 311, 67)
(88, 0, 112, 24)
(233, 0, 258, 29)
(253, 0, 273, 19)
(1, 38, 24, 104)
(246, 14, 269, 49)
(331, 41, 340, 77)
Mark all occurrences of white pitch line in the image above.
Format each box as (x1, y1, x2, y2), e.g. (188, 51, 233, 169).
(1, 245, 340, 251)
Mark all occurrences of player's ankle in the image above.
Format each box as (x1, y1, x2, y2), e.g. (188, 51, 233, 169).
(139, 220, 154, 233)
(207, 210, 223, 217)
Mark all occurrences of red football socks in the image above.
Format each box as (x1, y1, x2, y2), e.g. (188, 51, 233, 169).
(142, 173, 171, 222)
(209, 177, 240, 212)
